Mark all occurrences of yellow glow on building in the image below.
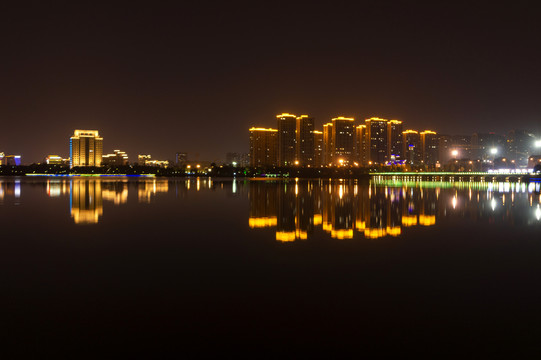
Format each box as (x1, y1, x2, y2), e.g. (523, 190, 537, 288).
(276, 231, 296, 242)
(313, 214, 322, 226)
(356, 124, 366, 129)
(388, 120, 402, 124)
(70, 130, 103, 168)
(249, 217, 278, 228)
(313, 130, 323, 134)
(249, 127, 278, 132)
(356, 220, 366, 230)
(332, 116, 355, 121)
(419, 215, 436, 226)
(402, 215, 418, 227)
(296, 230, 308, 240)
(276, 113, 296, 118)
(420, 130, 437, 135)
(331, 229, 354, 239)
(402, 130, 419, 134)
(366, 117, 388, 122)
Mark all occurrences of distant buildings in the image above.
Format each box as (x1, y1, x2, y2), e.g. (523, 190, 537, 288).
(138, 154, 168, 167)
(175, 152, 188, 166)
(45, 155, 68, 165)
(70, 130, 103, 168)
(102, 150, 129, 166)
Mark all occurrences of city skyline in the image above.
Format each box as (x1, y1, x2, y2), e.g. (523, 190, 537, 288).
(2, 2, 541, 163)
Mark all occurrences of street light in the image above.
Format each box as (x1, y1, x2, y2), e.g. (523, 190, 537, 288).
(535, 140, 541, 148)
(451, 150, 458, 158)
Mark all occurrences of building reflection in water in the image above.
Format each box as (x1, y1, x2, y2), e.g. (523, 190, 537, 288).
(138, 179, 169, 203)
(70, 179, 104, 224)
(249, 179, 541, 242)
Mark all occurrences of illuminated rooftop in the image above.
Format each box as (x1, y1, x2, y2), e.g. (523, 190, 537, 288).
(366, 117, 388, 122)
(403, 130, 419, 134)
(72, 130, 101, 138)
(421, 130, 437, 135)
(389, 120, 402, 124)
(276, 113, 296, 118)
(332, 116, 354, 121)
(249, 127, 278, 132)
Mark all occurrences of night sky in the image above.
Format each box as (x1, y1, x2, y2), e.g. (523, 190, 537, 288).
(2, 1, 541, 163)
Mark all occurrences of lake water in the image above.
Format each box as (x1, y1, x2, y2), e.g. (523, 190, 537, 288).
(1, 177, 541, 355)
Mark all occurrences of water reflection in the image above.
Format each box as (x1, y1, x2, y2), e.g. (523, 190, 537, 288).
(249, 179, 541, 242)
(1, 177, 540, 229)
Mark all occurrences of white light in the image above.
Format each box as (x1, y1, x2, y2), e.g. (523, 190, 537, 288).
(491, 198, 496, 211)
(535, 140, 541, 148)
(490, 148, 498, 155)
(536, 205, 541, 221)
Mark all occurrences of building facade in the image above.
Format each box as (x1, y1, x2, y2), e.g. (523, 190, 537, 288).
(420, 130, 438, 166)
(356, 125, 367, 165)
(365, 117, 388, 164)
(276, 113, 297, 166)
(331, 117, 355, 165)
(249, 127, 278, 167)
(69, 130, 103, 168)
(387, 120, 403, 161)
(296, 115, 315, 166)
(314, 130, 323, 167)
(402, 130, 421, 165)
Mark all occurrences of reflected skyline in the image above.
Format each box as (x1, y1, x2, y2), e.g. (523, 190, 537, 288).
(1, 177, 540, 230)
(249, 179, 541, 242)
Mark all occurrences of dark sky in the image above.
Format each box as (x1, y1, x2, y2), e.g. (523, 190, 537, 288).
(2, 1, 541, 163)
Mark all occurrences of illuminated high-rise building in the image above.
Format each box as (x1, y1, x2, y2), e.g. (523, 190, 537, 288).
(365, 117, 388, 164)
(331, 117, 355, 164)
(387, 120, 403, 161)
(420, 130, 438, 165)
(249, 127, 278, 167)
(296, 115, 315, 166)
(356, 125, 367, 165)
(402, 130, 421, 165)
(69, 130, 103, 168)
(276, 113, 297, 166)
(314, 130, 324, 167)
(323, 123, 333, 165)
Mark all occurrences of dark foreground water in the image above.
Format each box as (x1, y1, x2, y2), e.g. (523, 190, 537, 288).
(1, 177, 541, 356)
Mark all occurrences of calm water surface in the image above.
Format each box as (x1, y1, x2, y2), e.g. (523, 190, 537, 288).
(1, 177, 541, 355)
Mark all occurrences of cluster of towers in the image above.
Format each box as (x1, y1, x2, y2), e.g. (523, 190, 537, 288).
(249, 114, 438, 168)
